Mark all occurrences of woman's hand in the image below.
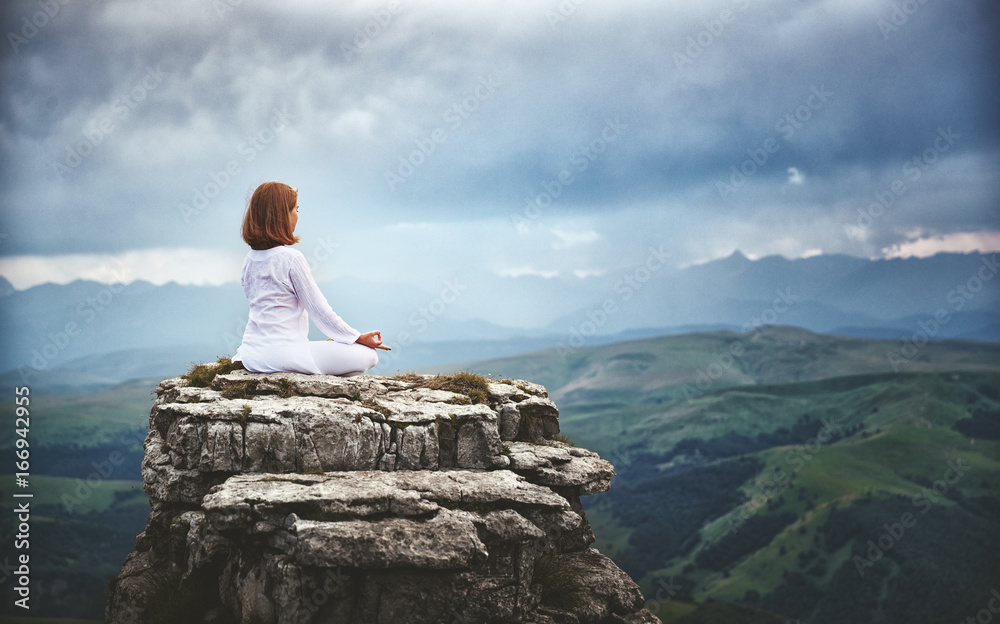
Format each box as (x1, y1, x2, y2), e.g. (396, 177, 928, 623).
(354, 331, 391, 351)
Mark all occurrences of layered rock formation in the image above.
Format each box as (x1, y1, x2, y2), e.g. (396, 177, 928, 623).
(106, 368, 661, 624)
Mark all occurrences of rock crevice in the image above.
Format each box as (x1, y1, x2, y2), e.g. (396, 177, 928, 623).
(107, 370, 661, 624)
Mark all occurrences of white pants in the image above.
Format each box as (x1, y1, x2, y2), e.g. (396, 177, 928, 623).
(307, 340, 378, 377)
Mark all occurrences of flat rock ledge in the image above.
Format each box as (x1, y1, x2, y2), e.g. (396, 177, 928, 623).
(107, 370, 661, 624)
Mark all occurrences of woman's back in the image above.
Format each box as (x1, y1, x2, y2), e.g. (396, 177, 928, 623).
(233, 181, 388, 375)
(240, 246, 311, 345)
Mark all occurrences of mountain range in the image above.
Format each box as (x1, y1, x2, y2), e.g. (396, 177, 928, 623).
(1, 251, 997, 394)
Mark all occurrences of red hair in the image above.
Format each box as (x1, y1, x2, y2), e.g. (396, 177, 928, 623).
(241, 181, 300, 250)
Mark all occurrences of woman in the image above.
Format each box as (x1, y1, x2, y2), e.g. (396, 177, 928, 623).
(231, 181, 389, 376)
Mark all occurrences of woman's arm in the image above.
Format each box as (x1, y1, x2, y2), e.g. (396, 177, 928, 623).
(287, 252, 361, 344)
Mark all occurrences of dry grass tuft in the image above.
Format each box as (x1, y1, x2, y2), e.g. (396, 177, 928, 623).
(392, 370, 491, 404)
(182, 355, 245, 388)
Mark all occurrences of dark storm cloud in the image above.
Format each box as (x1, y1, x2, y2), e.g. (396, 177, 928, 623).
(0, 0, 997, 275)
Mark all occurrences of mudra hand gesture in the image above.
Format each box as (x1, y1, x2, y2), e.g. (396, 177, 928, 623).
(333, 331, 390, 351)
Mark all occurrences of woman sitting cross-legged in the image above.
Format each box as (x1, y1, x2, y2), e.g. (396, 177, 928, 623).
(231, 181, 389, 376)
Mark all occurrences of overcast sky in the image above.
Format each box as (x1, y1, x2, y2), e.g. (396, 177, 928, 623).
(1, 0, 998, 297)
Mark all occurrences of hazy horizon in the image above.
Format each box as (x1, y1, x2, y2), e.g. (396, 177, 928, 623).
(1, 0, 998, 306)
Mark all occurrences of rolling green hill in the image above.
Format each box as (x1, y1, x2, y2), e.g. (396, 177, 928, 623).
(0, 380, 157, 620)
(436, 326, 1000, 406)
(2, 327, 997, 622)
(437, 327, 1000, 623)
(0, 477, 147, 620)
(584, 375, 1000, 623)
(7, 377, 158, 448)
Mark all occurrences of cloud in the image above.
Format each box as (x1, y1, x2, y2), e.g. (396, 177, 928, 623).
(0, 247, 242, 289)
(0, 0, 997, 314)
(881, 231, 1000, 259)
(496, 267, 560, 280)
(551, 228, 600, 250)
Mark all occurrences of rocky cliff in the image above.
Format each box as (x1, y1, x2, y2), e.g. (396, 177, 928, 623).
(106, 366, 662, 624)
